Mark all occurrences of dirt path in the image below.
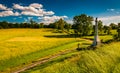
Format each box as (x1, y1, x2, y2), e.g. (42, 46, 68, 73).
(12, 49, 75, 73)
(12, 38, 92, 73)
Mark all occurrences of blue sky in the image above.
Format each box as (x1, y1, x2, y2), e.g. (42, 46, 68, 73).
(0, 0, 120, 25)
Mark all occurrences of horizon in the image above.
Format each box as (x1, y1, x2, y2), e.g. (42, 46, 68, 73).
(0, 0, 120, 25)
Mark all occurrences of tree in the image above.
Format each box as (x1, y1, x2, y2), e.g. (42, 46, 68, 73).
(98, 20, 103, 35)
(57, 18, 65, 30)
(103, 25, 111, 35)
(73, 14, 93, 36)
(39, 23, 44, 28)
(117, 23, 120, 40)
(0, 21, 9, 28)
(29, 19, 38, 28)
(103, 25, 107, 34)
(64, 22, 71, 32)
(110, 23, 117, 29)
(54, 21, 59, 29)
(107, 26, 111, 35)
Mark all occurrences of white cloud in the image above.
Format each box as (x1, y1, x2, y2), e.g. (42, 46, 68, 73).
(30, 3, 43, 9)
(42, 15, 68, 24)
(0, 3, 68, 24)
(14, 12, 20, 16)
(66, 20, 73, 24)
(21, 11, 43, 16)
(0, 10, 20, 17)
(0, 4, 12, 10)
(99, 15, 120, 25)
(43, 11, 54, 15)
(13, 3, 54, 16)
(43, 15, 68, 21)
(13, 4, 38, 13)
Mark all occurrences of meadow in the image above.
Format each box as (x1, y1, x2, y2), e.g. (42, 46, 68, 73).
(0, 28, 118, 73)
(24, 42, 120, 73)
(0, 28, 92, 72)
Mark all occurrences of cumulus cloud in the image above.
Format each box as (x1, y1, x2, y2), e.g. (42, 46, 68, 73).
(42, 15, 68, 24)
(13, 3, 54, 16)
(13, 4, 38, 13)
(30, 3, 43, 9)
(14, 12, 20, 16)
(0, 3, 68, 24)
(0, 4, 11, 10)
(43, 11, 54, 15)
(99, 15, 120, 25)
(0, 10, 20, 17)
(43, 15, 68, 20)
(66, 20, 73, 24)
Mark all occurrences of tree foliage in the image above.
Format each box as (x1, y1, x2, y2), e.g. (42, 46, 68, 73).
(73, 14, 93, 36)
(110, 23, 118, 29)
(98, 20, 103, 35)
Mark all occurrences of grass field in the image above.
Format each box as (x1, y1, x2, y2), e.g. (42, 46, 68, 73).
(0, 28, 92, 72)
(24, 42, 120, 73)
(0, 28, 118, 73)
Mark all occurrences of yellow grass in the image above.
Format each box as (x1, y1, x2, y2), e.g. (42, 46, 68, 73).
(0, 29, 76, 60)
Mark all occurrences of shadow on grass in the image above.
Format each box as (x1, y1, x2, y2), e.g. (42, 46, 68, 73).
(44, 34, 82, 38)
(82, 38, 94, 41)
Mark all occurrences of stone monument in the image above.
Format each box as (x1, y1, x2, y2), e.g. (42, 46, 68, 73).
(92, 17, 101, 46)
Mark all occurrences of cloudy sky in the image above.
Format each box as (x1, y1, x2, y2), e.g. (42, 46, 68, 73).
(0, 0, 120, 25)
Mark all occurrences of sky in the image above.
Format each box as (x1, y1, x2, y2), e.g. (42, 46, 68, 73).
(0, 0, 120, 25)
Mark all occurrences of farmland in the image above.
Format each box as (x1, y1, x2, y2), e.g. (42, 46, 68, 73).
(24, 42, 120, 73)
(0, 28, 119, 73)
(0, 0, 120, 73)
(0, 28, 92, 72)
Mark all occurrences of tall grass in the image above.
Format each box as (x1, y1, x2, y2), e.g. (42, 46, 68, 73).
(0, 29, 92, 72)
(27, 42, 120, 73)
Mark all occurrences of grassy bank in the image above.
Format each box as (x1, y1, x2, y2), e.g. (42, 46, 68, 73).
(0, 29, 92, 72)
(25, 42, 120, 73)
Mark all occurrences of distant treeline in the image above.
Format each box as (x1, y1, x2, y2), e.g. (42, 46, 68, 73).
(0, 14, 120, 37)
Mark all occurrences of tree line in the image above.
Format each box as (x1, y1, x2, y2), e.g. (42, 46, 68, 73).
(0, 14, 120, 39)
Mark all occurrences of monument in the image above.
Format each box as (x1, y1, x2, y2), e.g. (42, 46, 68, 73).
(92, 17, 101, 46)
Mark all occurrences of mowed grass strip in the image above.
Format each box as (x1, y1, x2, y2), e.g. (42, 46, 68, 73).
(27, 42, 120, 73)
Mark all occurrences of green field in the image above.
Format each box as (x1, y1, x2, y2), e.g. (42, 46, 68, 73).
(0, 29, 92, 72)
(24, 42, 120, 73)
(0, 28, 119, 73)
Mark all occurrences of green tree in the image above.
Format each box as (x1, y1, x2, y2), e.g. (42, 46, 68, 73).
(64, 23, 71, 32)
(98, 20, 103, 35)
(107, 26, 111, 35)
(0, 21, 9, 29)
(117, 23, 120, 40)
(73, 14, 93, 36)
(29, 19, 38, 28)
(57, 18, 65, 30)
(110, 23, 117, 29)
(39, 23, 44, 28)
(54, 21, 59, 29)
(103, 25, 111, 35)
